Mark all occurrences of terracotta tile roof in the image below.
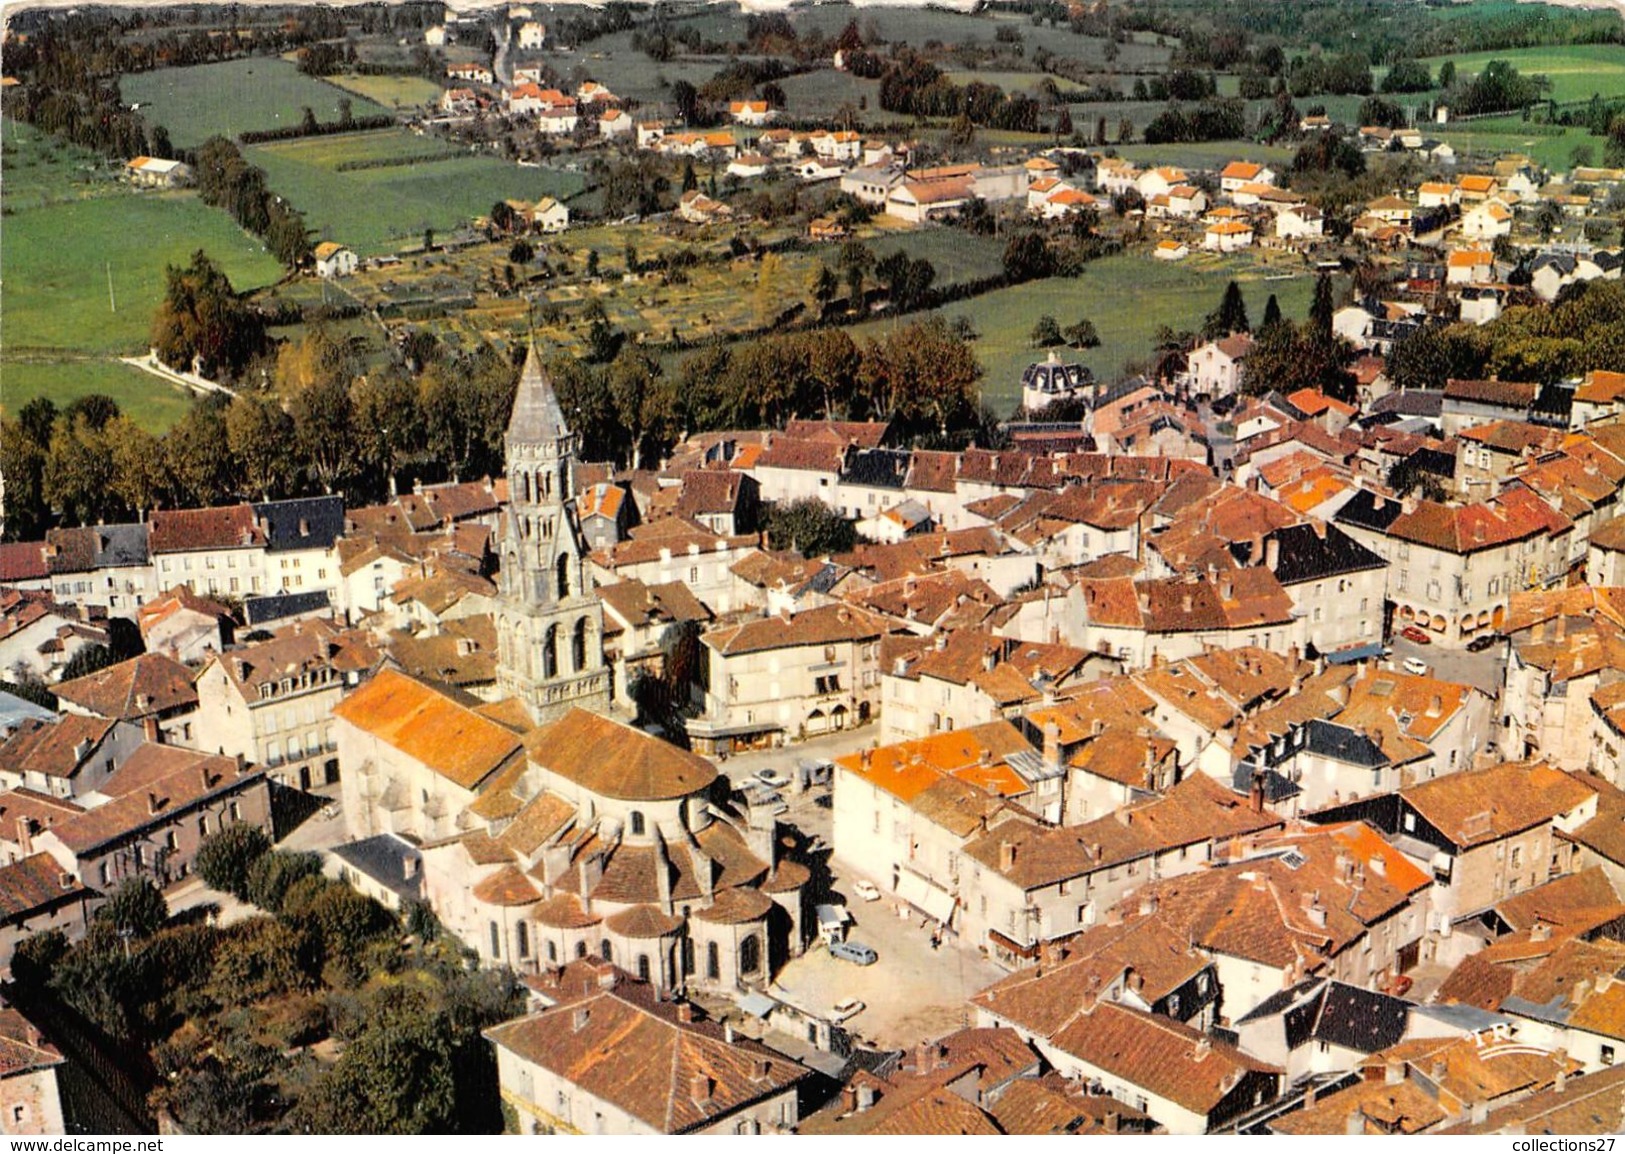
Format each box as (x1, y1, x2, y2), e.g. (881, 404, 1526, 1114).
(1440, 1063, 1625, 1134)
(0, 788, 84, 847)
(387, 616, 497, 687)
(1445, 378, 1538, 408)
(331, 669, 522, 790)
(974, 917, 1210, 1035)
(990, 1074, 1158, 1134)
(0, 715, 116, 781)
(0, 1005, 64, 1077)
(147, 504, 264, 553)
(524, 708, 717, 801)
(834, 721, 1035, 807)
(53, 653, 196, 720)
(1496, 867, 1623, 934)
(0, 851, 91, 920)
(783, 419, 891, 448)
(1048, 1002, 1278, 1115)
(1576, 369, 1625, 405)
(596, 525, 757, 570)
(1402, 761, 1595, 848)
(0, 542, 49, 582)
(604, 904, 685, 938)
(598, 580, 712, 635)
(48, 746, 263, 855)
(472, 864, 542, 907)
(485, 976, 810, 1132)
(1386, 488, 1570, 554)
(1563, 773, 1625, 867)
(755, 436, 847, 473)
(215, 618, 381, 694)
(704, 604, 886, 657)
(1271, 1078, 1445, 1134)
(1364, 1034, 1580, 1111)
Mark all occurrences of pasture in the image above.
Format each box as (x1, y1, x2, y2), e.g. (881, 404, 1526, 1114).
(1, 121, 124, 212)
(121, 58, 391, 148)
(244, 130, 587, 255)
(4, 191, 283, 355)
(846, 251, 1319, 412)
(321, 72, 445, 111)
(1422, 45, 1625, 105)
(0, 360, 198, 433)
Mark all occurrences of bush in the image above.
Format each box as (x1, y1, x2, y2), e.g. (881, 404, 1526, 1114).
(246, 850, 324, 914)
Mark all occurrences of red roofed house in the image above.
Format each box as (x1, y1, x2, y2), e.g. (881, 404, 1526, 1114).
(486, 965, 811, 1133)
(34, 744, 271, 892)
(1186, 333, 1255, 399)
(0, 1002, 68, 1131)
(691, 604, 889, 753)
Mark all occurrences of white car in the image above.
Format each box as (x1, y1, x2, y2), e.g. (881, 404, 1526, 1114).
(832, 997, 866, 1021)
(852, 880, 881, 902)
(1403, 657, 1430, 676)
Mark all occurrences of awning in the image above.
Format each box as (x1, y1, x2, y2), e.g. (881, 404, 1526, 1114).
(988, 929, 1038, 959)
(895, 870, 956, 924)
(1326, 643, 1385, 665)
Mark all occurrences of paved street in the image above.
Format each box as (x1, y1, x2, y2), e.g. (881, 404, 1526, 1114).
(1387, 634, 1507, 697)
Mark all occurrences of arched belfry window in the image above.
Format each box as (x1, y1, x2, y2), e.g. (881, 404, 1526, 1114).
(556, 553, 570, 599)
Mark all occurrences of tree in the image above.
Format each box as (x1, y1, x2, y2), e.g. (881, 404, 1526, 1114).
(607, 349, 678, 470)
(108, 417, 168, 519)
(1, 419, 49, 542)
(764, 498, 856, 558)
(1117, 117, 1134, 144)
(838, 240, 874, 311)
(1261, 294, 1283, 331)
(101, 877, 168, 940)
(810, 263, 839, 315)
(1438, 60, 1457, 89)
(165, 399, 235, 507)
(1003, 232, 1053, 283)
(1064, 318, 1100, 349)
(209, 916, 311, 1002)
(195, 824, 273, 902)
(300, 106, 319, 134)
(44, 416, 117, 526)
(152, 251, 267, 381)
(1309, 272, 1336, 340)
(60, 644, 115, 683)
(860, 316, 984, 437)
(1203, 280, 1250, 339)
(246, 850, 324, 915)
(1030, 315, 1064, 347)
(226, 393, 295, 500)
(291, 377, 357, 493)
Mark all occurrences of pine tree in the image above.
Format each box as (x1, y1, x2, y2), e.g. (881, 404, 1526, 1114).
(1261, 294, 1283, 331)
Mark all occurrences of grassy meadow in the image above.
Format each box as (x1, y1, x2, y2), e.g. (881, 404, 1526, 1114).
(121, 58, 392, 148)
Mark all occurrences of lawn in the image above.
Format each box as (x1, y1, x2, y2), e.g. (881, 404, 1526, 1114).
(0, 360, 198, 433)
(1434, 116, 1590, 170)
(3, 189, 285, 356)
(844, 251, 1320, 413)
(841, 225, 1008, 286)
(121, 58, 392, 148)
(244, 130, 587, 256)
(1116, 139, 1298, 172)
(777, 69, 890, 121)
(321, 72, 444, 111)
(1420, 45, 1625, 105)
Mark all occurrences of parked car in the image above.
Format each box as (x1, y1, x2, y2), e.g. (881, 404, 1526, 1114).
(829, 940, 878, 966)
(1402, 657, 1430, 676)
(852, 880, 881, 902)
(1385, 974, 1414, 997)
(756, 767, 790, 789)
(1399, 625, 1432, 645)
(1466, 633, 1504, 653)
(832, 997, 866, 1021)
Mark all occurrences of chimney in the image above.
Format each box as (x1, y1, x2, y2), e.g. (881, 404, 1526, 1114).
(144, 715, 161, 744)
(573, 1007, 591, 1032)
(752, 1058, 770, 1083)
(598, 967, 618, 990)
(690, 1074, 714, 1104)
(860, 748, 873, 771)
(677, 1001, 695, 1023)
(1103, 1110, 1120, 1134)
(841, 1085, 858, 1115)
(1346, 1107, 1366, 1136)
(147, 792, 162, 816)
(1303, 1084, 1317, 1111)
(1193, 1036, 1211, 1062)
(1556, 1068, 1568, 1094)
(999, 841, 1017, 872)
(1043, 720, 1061, 772)
(1430, 1058, 1446, 1083)
(856, 1084, 877, 1112)
(1249, 775, 1266, 814)
(1139, 894, 1158, 917)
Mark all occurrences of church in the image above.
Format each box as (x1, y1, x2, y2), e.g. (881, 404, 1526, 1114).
(495, 343, 614, 723)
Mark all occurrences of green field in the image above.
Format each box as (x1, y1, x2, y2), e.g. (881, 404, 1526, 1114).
(244, 130, 587, 255)
(845, 250, 1319, 412)
(1422, 45, 1625, 104)
(777, 69, 891, 120)
(2, 116, 282, 431)
(122, 58, 392, 148)
(1435, 116, 1590, 170)
(320, 72, 445, 111)
(1116, 140, 1298, 172)
(1, 121, 125, 212)
(0, 360, 199, 432)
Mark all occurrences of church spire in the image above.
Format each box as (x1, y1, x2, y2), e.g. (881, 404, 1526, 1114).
(506, 339, 570, 444)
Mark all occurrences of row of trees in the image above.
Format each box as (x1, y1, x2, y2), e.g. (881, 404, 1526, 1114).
(877, 50, 1044, 132)
(193, 139, 314, 270)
